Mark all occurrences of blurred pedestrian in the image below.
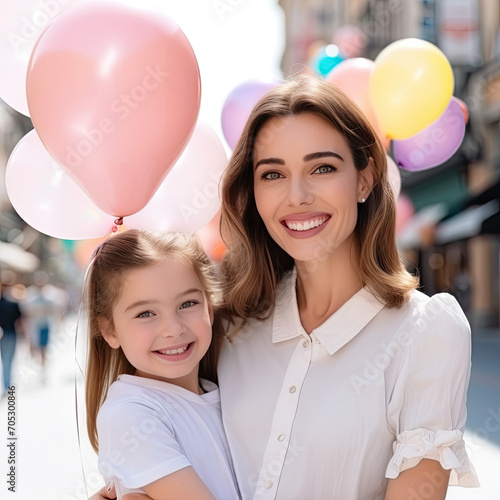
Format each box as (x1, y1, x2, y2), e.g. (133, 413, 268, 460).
(0, 283, 23, 396)
(21, 271, 67, 380)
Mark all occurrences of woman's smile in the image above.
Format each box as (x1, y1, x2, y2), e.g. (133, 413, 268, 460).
(253, 112, 368, 262)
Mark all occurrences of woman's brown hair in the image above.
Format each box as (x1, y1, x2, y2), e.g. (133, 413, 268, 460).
(219, 74, 418, 323)
(84, 230, 224, 453)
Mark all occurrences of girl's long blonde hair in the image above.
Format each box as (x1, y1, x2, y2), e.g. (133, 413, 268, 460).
(219, 75, 418, 322)
(84, 230, 224, 453)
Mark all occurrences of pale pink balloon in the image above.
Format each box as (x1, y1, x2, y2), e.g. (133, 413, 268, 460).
(326, 58, 389, 148)
(396, 194, 415, 235)
(126, 122, 227, 233)
(387, 155, 401, 198)
(5, 130, 113, 240)
(26, 2, 201, 217)
(221, 79, 280, 149)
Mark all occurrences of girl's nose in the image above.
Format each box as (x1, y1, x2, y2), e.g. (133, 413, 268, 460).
(161, 316, 186, 337)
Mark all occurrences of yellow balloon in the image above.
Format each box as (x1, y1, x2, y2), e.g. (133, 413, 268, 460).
(370, 38, 454, 140)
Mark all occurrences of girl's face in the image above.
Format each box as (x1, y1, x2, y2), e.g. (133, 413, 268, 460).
(253, 112, 371, 263)
(101, 258, 213, 394)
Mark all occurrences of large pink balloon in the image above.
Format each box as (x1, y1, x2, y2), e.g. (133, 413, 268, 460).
(126, 122, 227, 233)
(6, 130, 113, 240)
(326, 58, 389, 148)
(221, 79, 279, 149)
(26, 2, 201, 217)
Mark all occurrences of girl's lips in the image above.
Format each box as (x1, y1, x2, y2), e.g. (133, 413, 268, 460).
(153, 342, 194, 362)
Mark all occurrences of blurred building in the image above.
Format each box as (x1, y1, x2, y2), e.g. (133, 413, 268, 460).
(279, 0, 500, 328)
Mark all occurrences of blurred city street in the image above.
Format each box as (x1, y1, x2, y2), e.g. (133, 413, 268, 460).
(1, 1, 500, 499)
(0, 314, 498, 499)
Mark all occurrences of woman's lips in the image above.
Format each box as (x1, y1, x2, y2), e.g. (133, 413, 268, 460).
(281, 214, 331, 231)
(280, 215, 331, 239)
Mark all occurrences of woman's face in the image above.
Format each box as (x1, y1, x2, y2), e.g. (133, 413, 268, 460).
(253, 112, 371, 263)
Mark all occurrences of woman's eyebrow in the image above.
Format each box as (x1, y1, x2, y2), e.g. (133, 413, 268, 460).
(303, 151, 344, 162)
(254, 157, 285, 170)
(254, 151, 344, 170)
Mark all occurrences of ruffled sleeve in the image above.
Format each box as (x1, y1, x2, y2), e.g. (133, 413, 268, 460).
(385, 293, 479, 487)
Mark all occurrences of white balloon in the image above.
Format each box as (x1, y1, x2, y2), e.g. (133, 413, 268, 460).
(387, 155, 401, 198)
(126, 121, 227, 233)
(6, 130, 113, 239)
(0, 0, 84, 115)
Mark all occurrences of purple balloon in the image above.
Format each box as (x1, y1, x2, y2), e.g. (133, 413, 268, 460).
(221, 79, 280, 149)
(393, 97, 466, 171)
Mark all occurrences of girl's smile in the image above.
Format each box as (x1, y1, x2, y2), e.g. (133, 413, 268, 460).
(100, 258, 213, 393)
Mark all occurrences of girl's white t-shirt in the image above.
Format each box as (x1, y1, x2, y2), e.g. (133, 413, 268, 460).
(218, 267, 479, 500)
(97, 374, 240, 500)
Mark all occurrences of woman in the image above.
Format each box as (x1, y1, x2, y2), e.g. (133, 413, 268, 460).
(93, 75, 478, 499)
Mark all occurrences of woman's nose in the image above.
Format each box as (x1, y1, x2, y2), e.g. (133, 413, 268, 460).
(285, 177, 314, 206)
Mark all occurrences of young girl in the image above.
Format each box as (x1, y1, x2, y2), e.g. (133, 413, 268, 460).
(84, 229, 240, 500)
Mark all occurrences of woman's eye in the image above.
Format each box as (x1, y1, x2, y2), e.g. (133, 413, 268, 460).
(137, 311, 154, 318)
(180, 300, 198, 309)
(314, 164, 335, 174)
(261, 171, 283, 181)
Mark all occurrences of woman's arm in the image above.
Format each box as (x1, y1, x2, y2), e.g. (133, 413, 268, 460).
(385, 459, 451, 500)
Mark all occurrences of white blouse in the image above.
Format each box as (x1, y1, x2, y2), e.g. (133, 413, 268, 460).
(218, 267, 479, 500)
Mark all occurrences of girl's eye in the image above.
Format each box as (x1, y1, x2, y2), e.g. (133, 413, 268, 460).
(137, 311, 154, 318)
(314, 164, 336, 174)
(180, 300, 198, 309)
(261, 171, 283, 181)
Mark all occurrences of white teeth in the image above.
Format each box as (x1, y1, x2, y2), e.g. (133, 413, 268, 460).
(157, 345, 189, 355)
(285, 216, 329, 231)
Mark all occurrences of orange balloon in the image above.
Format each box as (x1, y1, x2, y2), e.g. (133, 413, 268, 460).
(197, 210, 227, 262)
(454, 97, 469, 124)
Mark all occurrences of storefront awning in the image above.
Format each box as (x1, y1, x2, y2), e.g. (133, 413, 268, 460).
(435, 199, 499, 245)
(434, 176, 500, 245)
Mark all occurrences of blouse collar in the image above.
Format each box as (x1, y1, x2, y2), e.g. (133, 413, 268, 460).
(272, 267, 386, 355)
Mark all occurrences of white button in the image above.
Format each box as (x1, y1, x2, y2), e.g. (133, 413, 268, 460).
(264, 480, 273, 489)
(315, 338, 321, 344)
(289, 385, 296, 393)
(278, 433, 285, 442)
(303, 339, 310, 348)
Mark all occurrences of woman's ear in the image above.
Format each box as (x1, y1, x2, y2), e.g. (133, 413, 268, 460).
(358, 158, 375, 202)
(98, 317, 121, 349)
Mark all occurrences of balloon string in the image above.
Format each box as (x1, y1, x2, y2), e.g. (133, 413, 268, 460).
(112, 217, 124, 233)
(74, 256, 96, 500)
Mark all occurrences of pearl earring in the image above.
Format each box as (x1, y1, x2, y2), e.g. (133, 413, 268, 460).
(361, 198, 366, 203)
